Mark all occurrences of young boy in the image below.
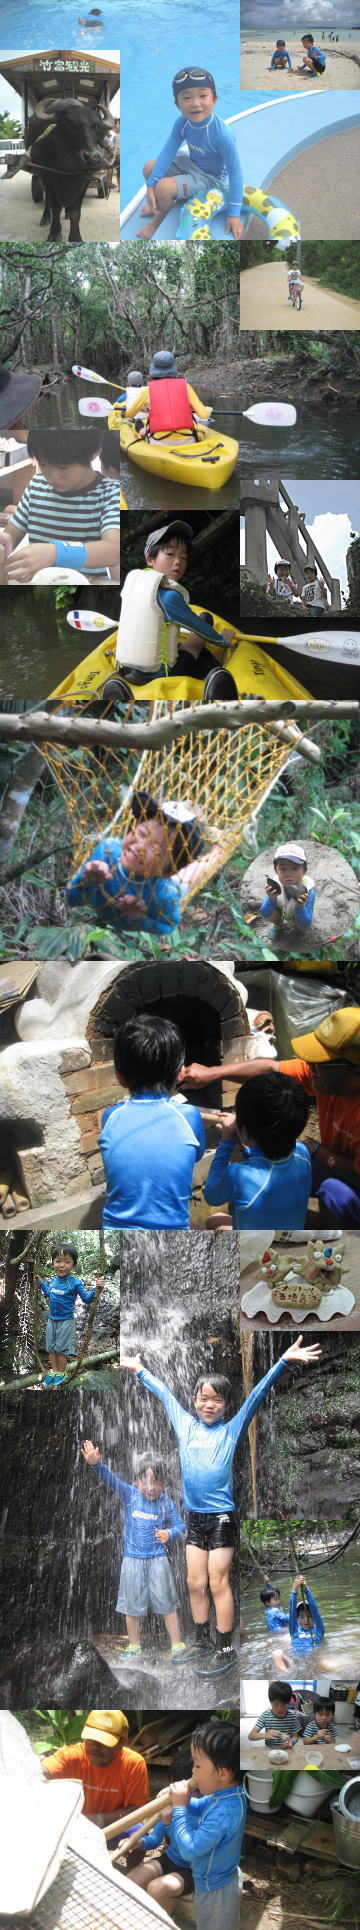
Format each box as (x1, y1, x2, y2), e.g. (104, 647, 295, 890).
(301, 565, 328, 610)
(122, 1334, 321, 1675)
(137, 67, 243, 240)
(181, 1006, 360, 1228)
(267, 560, 298, 599)
(260, 1584, 290, 1635)
(270, 41, 292, 70)
(37, 1243, 104, 1378)
(81, 1440, 186, 1661)
(203, 1071, 311, 1229)
(129, 1795, 195, 1916)
(298, 35, 326, 75)
(0, 428, 119, 583)
(259, 842, 315, 933)
(98, 1013, 206, 1228)
(248, 1681, 302, 1747)
(289, 1573, 325, 1655)
(303, 1695, 335, 1742)
(169, 1720, 244, 1930)
(116, 520, 234, 682)
(287, 263, 304, 302)
(65, 789, 220, 937)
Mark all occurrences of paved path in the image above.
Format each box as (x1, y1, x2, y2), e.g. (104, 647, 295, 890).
(261, 128, 360, 239)
(240, 258, 360, 328)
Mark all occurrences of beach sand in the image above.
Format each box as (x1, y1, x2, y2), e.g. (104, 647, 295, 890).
(240, 40, 360, 91)
(240, 259, 360, 331)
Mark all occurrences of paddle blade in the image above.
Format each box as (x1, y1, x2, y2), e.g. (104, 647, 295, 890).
(72, 364, 104, 382)
(67, 610, 116, 631)
(243, 402, 297, 427)
(78, 395, 112, 417)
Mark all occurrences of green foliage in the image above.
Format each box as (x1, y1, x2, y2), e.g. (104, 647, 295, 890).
(16, 1710, 85, 1750)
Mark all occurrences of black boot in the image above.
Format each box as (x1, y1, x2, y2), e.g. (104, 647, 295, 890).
(195, 1631, 238, 1676)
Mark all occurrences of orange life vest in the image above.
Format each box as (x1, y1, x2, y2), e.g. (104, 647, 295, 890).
(148, 377, 194, 434)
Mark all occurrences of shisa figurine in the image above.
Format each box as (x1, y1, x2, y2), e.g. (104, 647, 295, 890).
(261, 1240, 347, 1309)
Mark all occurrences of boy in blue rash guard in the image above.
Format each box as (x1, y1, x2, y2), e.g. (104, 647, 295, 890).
(203, 1072, 311, 1231)
(81, 1441, 187, 1662)
(298, 35, 326, 75)
(270, 41, 292, 69)
(259, 843, 315, 936)
(260, 1584, 290, 1634)
(289, 1574, 325, 1655)
(65, 790, 213, 939)
(122, 1334, 321, 1677)
(137, 67, 243, 241)
(99, 1015, 206, 1228)
(37, 1243, 104, 1378)
(169, 1721, 244, 1930)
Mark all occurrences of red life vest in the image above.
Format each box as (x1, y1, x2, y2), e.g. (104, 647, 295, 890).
(148, 377, 194, 434)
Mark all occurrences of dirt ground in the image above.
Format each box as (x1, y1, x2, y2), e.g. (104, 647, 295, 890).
(240, 42, 360, 92)
(0, 168, 119, 244)
(241, 1843, 358, 1929)
(240, 261, 360, 332)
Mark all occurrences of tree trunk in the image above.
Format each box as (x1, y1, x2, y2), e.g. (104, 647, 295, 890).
(0, 747, 44, 860)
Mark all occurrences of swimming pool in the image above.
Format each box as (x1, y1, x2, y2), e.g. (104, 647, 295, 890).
(0, 2, 118, 49)
(120, 0, 240, 208)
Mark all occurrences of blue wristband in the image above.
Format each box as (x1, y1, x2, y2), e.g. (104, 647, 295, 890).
(54, 542, 87, 568)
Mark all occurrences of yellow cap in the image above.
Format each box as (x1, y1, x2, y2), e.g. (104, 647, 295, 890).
(291, 1007, 360, 1064)
(81, 1710, 129, 1747)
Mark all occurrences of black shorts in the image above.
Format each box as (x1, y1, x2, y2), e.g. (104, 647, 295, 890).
(311, 57, 326, 72)
(160, 1852, 194, 1896)
(186, 1510, 236, 1551)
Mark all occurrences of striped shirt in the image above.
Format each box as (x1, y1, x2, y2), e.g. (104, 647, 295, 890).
(12, 474, 119, 542)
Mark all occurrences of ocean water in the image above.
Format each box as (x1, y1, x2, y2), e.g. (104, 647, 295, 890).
(241, 27, 360, 41)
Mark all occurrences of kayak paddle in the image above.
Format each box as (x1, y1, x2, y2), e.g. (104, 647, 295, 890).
(67, 610, 117, 631)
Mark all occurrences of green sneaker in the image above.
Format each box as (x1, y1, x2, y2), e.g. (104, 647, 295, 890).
(170, 1641, 188, 1662)
(122, 1643, 142, 1658)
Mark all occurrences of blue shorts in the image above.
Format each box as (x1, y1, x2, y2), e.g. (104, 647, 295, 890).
(46, 1315, 76, 1355)
(116, 1554, 179, 1617)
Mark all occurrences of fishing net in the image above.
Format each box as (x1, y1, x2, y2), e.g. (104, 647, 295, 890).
(40, 701, 302, 911)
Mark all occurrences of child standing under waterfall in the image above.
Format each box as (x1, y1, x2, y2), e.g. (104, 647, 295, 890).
(81, 1441, 187, 1662)
(121, 1335, 321, 1678)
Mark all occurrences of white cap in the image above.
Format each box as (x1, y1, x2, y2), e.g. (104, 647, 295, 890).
(274, 842, 307, 864)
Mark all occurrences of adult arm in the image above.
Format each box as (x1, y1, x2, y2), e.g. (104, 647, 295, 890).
(182, 1055, 281, 1088)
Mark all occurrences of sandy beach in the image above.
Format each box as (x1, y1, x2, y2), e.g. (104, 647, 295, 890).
(240, 40, 360, 91)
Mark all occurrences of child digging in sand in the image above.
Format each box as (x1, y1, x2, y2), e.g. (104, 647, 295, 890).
(137, 66, 243, 240)
(81, 1441, 187, 1662)
(122, 1335, 321, 1677)
(258, 841, 315, 935)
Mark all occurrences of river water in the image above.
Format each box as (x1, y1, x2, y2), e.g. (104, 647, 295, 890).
(0, 587, 119, 699)
(121, 402, 241, 509)
(240, 410, 360, 478)
(241, 1543, 360, 1679)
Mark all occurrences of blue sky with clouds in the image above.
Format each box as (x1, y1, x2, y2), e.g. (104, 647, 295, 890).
(240, 482, 360, 597)
(242, 3, 360, 27)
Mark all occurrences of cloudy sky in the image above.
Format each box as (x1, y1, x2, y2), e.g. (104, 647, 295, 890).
(240, 481, 360, 598)
(242, 3, 360, 27)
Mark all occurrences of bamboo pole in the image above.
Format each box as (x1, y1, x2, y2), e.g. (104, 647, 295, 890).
(104, 1783, 194, 1841)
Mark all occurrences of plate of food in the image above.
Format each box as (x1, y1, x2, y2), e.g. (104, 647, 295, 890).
(241, 1240, 354, 1325)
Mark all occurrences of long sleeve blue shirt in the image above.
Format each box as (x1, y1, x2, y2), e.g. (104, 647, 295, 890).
(271, 48, 292, 67)
(158, 585, 228, 646)
(170, 1787, 246, 1892)
(141, 1816, 190, 1870)
(92, 1462, 184, 1557)
(259, 888, 315, 930)
(65, 836, 184, 936)
(99, 1094, 206, 1229)
(39, 1272, 95, 1319)
(289, 1584, 325, 1654)
(264, 1605, 290, 1632)
(148, 112, 243, 218)
(137, 1358, 287, 1512)
(203, 1136, 311, 1229)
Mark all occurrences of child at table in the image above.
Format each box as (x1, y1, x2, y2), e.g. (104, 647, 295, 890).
(248, 1680, 302, 1747)
(303, 1695, 335, 1743)
(0, 428, 119, 583)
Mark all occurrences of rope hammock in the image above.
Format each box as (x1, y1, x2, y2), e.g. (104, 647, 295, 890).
(41, 701, 305, 913)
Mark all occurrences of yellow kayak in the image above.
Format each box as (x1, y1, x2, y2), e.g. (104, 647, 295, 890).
(119, 418, 239, 493)
(52, 616, 311, 703)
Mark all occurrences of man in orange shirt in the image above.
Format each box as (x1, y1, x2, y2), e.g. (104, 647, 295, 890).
(181, 1008, 360, 1227)
(43, 1709, 149, 1826)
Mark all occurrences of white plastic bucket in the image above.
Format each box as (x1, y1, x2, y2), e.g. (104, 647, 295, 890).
(285, 1773, 328, 1817)
(243, 1770, 282, 1813)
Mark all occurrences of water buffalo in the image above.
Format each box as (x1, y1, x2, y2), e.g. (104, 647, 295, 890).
(25, 96, 116, 244)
